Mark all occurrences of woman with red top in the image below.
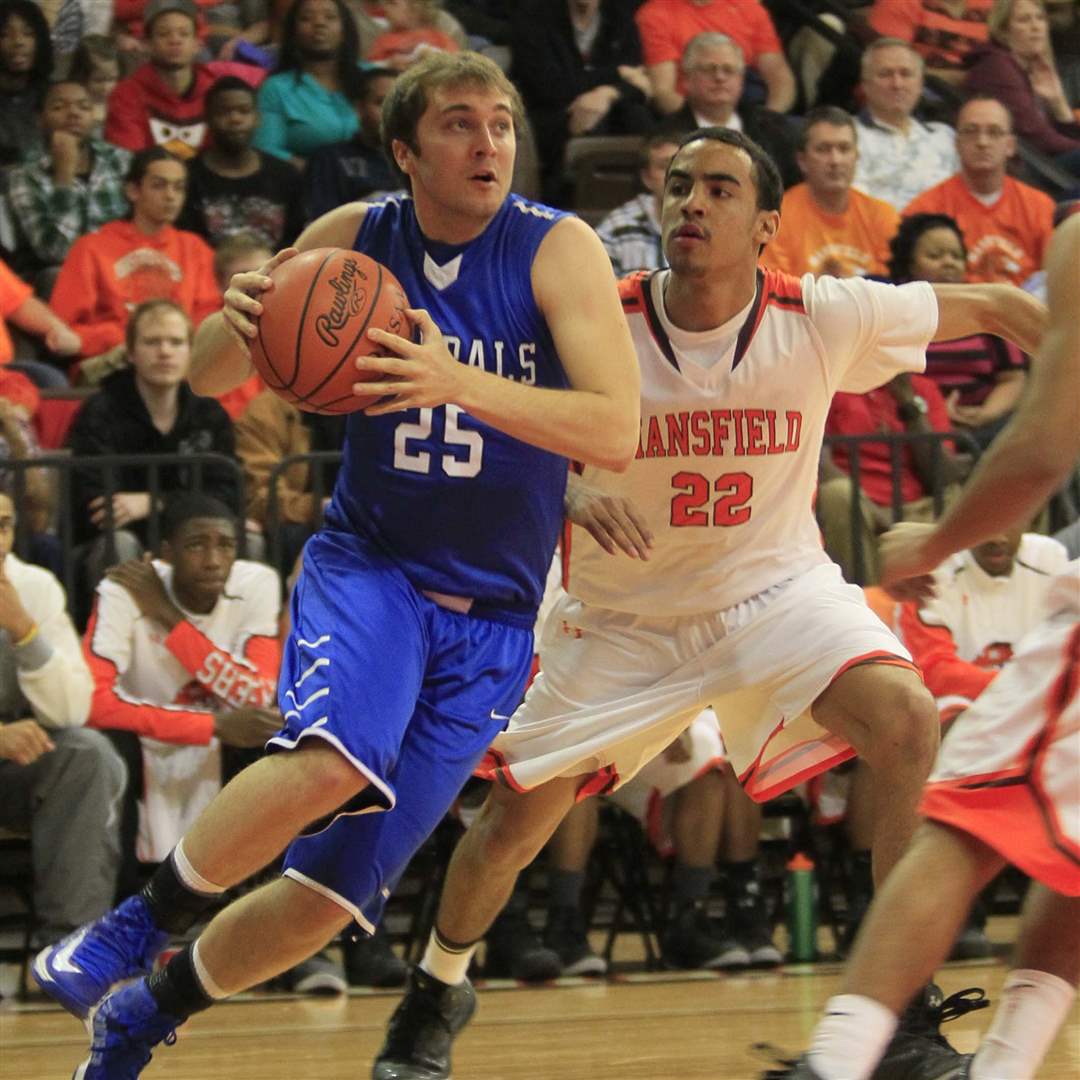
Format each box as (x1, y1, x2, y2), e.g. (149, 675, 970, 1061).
(889, 212, 1029, 447)
(366, 0, 459, 71)
(963, 0, 1080, 172)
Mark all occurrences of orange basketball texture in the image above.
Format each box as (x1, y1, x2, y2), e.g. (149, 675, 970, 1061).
(250, 248, 410, 415)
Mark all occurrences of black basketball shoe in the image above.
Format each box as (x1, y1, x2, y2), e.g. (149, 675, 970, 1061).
(372, 967, 477, 1080)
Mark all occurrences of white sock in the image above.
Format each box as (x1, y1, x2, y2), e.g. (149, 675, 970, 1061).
(971, 969, 1076, 1080)
(191, 939, 229, 1000)
(173, 841, 226, 896)
(419, 928, 477, 987)
(807, 994, 899, 1080)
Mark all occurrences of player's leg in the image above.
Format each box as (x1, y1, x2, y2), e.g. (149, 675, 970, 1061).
(786, 820, 1003, 1080)
(968, 885, 1079, 1080)
(812, 661, 939, 882)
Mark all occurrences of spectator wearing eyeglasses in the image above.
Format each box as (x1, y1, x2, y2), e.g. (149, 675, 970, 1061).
(660, 33, 801, 189)
(904, 96, 1055, 284)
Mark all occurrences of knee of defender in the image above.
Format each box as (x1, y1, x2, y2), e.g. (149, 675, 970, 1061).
(294, 743, 369, 808)
(869, 685, 939, 773)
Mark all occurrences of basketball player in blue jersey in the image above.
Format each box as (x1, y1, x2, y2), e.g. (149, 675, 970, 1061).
(33, 52, 640, 1079)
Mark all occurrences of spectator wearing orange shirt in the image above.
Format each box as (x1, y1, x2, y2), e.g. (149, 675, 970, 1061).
(903, 96, 1055, 284)
(367, 0, 460, 71)
(49, 148, 221, 371)
(765, 107, 900, 279)
(0, 258, 80, 389)
(869, 0, 993, 86)
(635, 0, 796, 115)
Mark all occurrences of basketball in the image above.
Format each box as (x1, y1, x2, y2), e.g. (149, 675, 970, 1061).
(250, 248, 410, 415)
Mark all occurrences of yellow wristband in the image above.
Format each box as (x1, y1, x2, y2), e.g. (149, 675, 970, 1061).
(14, 622, 39, 648)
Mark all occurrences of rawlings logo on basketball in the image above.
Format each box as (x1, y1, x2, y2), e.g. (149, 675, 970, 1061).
(315, 259, 367, 347)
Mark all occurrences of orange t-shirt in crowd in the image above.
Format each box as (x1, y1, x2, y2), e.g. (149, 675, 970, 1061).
(50, 220, 222, 358)
(0, 259, 33, 367)
(903, 174, 1054, 285)
(366, 28, 460, 65)
(764, 183, 900, 279)
(635, 0, 782, 69)
(868, 0, 991, 73)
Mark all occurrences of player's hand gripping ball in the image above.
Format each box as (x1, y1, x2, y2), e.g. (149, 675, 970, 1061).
(250, 248, 410, 414)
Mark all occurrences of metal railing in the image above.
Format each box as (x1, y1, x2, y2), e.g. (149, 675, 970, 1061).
(821, 429, 981, 584)
(3, 452, 246, 614)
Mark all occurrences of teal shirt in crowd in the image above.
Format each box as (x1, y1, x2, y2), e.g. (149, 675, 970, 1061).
(254, 71, 359, 161)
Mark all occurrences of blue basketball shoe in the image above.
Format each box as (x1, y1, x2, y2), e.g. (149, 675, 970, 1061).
(34, 896, 170, 1019)
(72, 978, 179, 1080)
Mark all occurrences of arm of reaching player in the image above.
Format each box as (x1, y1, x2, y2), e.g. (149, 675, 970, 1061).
(360, 217, 641, 472)
(930, 282, 1047, 354)
(565, 472, 654, 559)
(188, 202, 368, 397)
(881, 216, 1080, 584)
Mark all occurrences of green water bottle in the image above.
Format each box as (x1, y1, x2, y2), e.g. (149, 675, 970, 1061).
(786, 852, 819, 962)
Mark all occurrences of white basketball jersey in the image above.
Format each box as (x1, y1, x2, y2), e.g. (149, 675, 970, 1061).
(563, 269, 939, 616)
(915, 535, 1071, 666)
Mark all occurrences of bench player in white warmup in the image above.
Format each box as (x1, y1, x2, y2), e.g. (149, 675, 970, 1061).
(771, 211, 1080, 1080)
(375, 127, 1047, 1080)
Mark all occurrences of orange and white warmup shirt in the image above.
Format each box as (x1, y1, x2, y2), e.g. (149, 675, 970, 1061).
(482, 269, 939, 802)
(921, 564, 1080, 895)
(899, 534, 1070, 722)
(84, 559, 281, 860)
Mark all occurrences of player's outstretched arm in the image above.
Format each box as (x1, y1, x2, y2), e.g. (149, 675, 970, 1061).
(929, 282, 1047, 354)
(881, 216, 1080, 584)
(361, 216, 641, 471)
(190, 203, 369, 397)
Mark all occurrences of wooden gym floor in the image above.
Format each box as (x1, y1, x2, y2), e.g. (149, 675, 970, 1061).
(4, 954, 1078, 1079)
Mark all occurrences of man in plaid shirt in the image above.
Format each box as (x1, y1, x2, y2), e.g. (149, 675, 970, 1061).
(8, 80, 131, 272)
(595, 132, 682, 276)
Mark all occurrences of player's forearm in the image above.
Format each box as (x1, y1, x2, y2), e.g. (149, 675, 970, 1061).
(454, 366, 639, 472)
(190, 311, 255, 396)
(932, 285, 1047, 355)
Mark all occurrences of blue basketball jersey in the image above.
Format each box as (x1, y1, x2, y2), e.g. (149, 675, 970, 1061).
(324, 193, 572, 627)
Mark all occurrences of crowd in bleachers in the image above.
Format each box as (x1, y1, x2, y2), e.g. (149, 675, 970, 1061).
(2, 0, 1080, 995)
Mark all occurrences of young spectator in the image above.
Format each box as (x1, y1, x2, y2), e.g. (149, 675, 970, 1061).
(510, 0, 656, 203)
(660, 33, 801, 189)
(852, 39, 961, 212)
(635, 0, 796, 115)
(68, 34, 120, 138)
(235, 386, 345, 574)
(214, 0, 273, 62)
(7, 81, 131, 275)
(50, 148, 221, 366)
(303, 65, 400, 218)
(594, 133, 682, 276)
(0, 256, 81, 388)
(83, 492, 281, 862)
(367, 0, 460, 70)
(65, 300, 240, 561)
(210, 234, 271, 421)
(889, 213, 1028, 447)
(903, 96, 1056, 285)
(253, 0, 363, 164)
(868, 0, 992, 86)
(39, 0, 112, 75)
(765, 106, 900, 279)
(177, 76, 305, 249)
(0, 488, 125, 951)
(819, 371, 965, 584)
(349, 0, 466, 57)
(963, 0, 1080, 170)
(0, 0, 53, 166)
(105, 0, 262, 160)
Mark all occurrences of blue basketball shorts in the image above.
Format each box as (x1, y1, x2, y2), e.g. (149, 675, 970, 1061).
(268, 527, 533, 931)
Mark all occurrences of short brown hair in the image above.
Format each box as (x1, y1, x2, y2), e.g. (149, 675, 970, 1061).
(125, 299, 192, 353)
(381, 50, 524, 187)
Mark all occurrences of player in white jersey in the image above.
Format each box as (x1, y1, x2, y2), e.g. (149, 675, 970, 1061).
(773, 213, 1080, 1080)
(377, 127, 1047, 1079)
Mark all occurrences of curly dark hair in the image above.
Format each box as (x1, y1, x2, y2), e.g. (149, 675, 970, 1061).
(275, 0, 362, 100)
(0, 0, 53, 87)
(887, 213, 966, 282)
